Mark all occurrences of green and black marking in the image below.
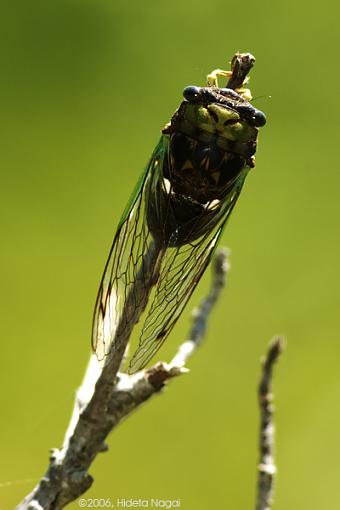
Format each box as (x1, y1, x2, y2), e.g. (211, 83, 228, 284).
(92, 53, 266, 373)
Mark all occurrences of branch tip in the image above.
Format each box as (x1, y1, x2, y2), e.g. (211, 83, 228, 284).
(255, 337, 285, 510)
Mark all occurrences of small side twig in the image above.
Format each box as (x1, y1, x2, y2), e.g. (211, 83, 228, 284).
(226, 52, 255, 90)
(255, 337, 285, 510)
(17, 248, 229, 510)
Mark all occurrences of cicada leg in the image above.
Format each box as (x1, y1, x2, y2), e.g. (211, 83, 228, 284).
(207, 68, 253, 101)
(206, 69, 232, 87)
(235, 84, 253, 102)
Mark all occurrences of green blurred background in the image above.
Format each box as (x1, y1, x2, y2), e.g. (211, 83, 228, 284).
(1, 1, 339, 508)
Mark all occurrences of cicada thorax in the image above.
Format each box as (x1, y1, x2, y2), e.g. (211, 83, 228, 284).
(146, 89, 264, 248)
(167, 131, 247, 202)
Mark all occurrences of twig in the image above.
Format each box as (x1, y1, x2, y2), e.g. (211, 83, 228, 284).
(255, 337, 285, 510)
(17, 248, 229, 510)
(226, 52, 255, 90)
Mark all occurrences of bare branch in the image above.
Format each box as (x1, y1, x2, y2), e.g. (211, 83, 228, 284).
(255, 337, 285, 510)
(17, 249, 229, 510)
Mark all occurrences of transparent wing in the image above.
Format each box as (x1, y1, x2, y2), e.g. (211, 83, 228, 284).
(91, 139, 166, 363)
(93, 134, 247, 373)
(128, 177, 246, 373)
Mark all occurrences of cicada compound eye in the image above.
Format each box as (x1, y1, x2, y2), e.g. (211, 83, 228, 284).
(253, 109, 266, 127)
(183, 86, 201, 103)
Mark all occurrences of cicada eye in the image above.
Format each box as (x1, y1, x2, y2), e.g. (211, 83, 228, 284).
(253, 109, 266, 127)
(183, 86, 201, 102)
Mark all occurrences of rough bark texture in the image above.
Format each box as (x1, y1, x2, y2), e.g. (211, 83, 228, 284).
(255, 337, 284, 510)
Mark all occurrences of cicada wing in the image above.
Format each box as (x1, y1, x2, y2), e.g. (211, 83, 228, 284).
(128, 176, 246, 373)
(91, 139, 166, 364)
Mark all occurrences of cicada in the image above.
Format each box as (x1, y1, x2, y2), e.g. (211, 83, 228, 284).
(92, 53, 266, 373)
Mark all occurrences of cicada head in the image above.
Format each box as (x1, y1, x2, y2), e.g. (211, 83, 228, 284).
(163, 85, 266, 164)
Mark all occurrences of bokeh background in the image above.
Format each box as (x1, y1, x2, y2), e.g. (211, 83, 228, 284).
(1, 1, 339, 508)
